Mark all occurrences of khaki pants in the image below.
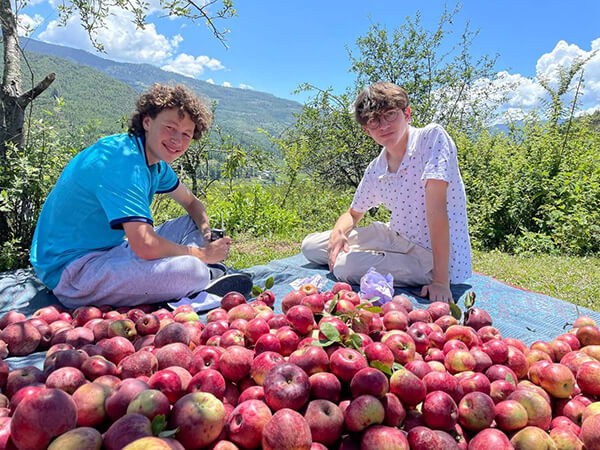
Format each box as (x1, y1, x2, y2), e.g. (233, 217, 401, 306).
(301, 222, 433, 287)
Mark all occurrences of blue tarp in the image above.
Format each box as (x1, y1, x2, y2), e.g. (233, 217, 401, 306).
(2, 254, 599, 370)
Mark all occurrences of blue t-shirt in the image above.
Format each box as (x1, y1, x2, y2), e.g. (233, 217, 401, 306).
(30, 133, 179, 289)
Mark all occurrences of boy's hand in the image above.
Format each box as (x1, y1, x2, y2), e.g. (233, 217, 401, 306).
(421, 282, 453, 303)
(202, 236, 232, 263)
(327, 232, 349, 271)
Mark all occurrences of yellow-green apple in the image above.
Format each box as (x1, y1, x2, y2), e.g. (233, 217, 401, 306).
(263, 362, 310, 411)
(262, 408, 312, 450)
(510, 426, 555, 449)
(582, 402, 600, 423)
(227, 399, 272, 449)
(344, 394, 385, 432)
(126, 388, 170, 421)
(46, 427, 103, 450)
(304, 399, 344, 446)
(309, 372, 341, 402)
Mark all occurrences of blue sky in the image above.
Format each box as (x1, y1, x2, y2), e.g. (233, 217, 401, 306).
(18, 0, 600, 115)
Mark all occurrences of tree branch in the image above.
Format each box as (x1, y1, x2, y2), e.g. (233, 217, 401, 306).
(20, 72, 55, 107)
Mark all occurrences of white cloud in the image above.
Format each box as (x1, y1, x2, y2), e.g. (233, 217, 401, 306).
(17, 13, 44, 36)
(239, 83, 253, 90)
(161, 53, 225, 78)
(206, 78, 215, 84)
(491, 38, 600, 121)
(39, 13, 175, 64)
(222, 81, 232, 88)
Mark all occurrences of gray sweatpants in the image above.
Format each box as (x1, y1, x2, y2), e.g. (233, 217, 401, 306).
(302, 221, 434, 287)
(53, 215, 210, 308)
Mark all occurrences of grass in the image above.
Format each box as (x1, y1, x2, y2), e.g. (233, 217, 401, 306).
(225, 234, 600, 312)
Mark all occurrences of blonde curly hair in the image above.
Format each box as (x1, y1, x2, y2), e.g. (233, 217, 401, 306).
(128, 83, 212, 140)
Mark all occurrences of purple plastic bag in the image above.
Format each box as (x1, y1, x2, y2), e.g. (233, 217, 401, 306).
(359, 267, 394, 305)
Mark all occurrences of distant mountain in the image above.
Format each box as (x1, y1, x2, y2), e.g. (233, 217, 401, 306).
(11, 38, 303, 149)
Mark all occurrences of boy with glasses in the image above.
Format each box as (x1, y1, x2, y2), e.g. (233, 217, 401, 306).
(302, 82, 471, 303)
(31, 83, 251, 308)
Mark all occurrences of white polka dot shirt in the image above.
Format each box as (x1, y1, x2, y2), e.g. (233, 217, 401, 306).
(351, 124, 472, 283)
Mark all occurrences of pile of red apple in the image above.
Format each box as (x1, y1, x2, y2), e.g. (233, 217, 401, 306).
(0, 281, 600, 449)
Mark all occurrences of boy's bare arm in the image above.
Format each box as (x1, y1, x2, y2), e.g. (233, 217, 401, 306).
(328, 208, 364, 271)
(168, 183, 212, 242)
(422, 179, 453, 302)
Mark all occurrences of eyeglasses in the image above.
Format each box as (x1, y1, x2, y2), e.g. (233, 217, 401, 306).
(365, 109, 401, 130)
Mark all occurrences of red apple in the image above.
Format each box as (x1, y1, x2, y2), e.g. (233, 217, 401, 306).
(263, 363, 310, 411)
(304, 399, 344, 446)
(227, 399, 272, 449)
(262, 408, 312, 450)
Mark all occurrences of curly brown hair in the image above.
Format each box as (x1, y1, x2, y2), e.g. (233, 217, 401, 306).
(354, 82, 410, 125)
(128, 83, 212, 140)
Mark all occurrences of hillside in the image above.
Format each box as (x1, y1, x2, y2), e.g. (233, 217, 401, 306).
(5, 38, 302, 149)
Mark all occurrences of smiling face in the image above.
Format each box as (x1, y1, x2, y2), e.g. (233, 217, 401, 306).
(143, 108, 195, 165)
(363, 107, 411, 150)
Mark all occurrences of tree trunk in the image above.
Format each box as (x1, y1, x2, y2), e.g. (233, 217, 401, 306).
(1, 0, 55, 244)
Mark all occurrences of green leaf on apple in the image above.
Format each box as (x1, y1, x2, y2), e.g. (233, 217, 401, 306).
(505, 373, 516, 385)
(348, 333, 363, 348)
(320, 322, 341, 342)
(312, 339, 335, 347)
(363, 306, 383, 314)
(328, 296, 338, 315)
(449, 302, 462, 321)
(251, 285, 263, 297)
(370, 360, 393, 376)
(369, 296, 380, 303)
(158, 427, 179, 438)
(392, 362, 403, 372)
(265, 277, 274, 289)
(464, 291, 476, 309)
(151, 414, 166, 436)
